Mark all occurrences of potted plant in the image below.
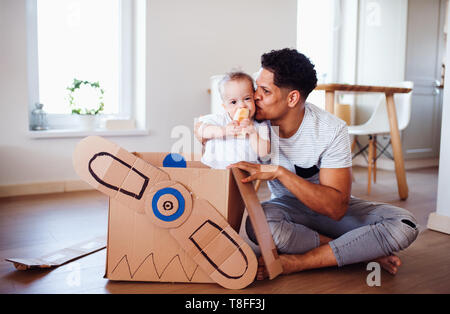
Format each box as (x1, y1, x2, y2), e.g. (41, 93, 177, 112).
(67, 79, 105, 130)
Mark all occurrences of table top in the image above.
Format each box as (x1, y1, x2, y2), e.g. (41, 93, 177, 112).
(316, 83, 412, 94)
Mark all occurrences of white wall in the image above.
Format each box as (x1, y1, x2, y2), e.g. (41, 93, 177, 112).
(428, 1, 450, 233)
(436, 82, 450, 217)
(435, 16, 450, 218)
(0, 0, 297, 186)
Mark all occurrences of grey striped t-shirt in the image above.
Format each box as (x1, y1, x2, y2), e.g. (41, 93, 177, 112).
(263, 102, 352, 199)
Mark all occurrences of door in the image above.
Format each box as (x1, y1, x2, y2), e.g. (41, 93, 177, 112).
(403, 0, 445, 159)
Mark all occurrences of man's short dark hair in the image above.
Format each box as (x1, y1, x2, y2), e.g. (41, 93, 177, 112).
(261, 48, 317, 100)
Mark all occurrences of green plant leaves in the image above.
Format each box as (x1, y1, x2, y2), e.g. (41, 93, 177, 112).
(67, 78, 105, 115)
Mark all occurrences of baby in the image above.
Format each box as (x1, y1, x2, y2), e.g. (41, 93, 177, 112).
(195, 71, 270, 169)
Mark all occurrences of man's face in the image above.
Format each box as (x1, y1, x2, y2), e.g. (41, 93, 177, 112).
(254, 68, 289, 121)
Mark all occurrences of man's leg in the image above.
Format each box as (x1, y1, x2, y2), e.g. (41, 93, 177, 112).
(245, 196, 323, 255)
(245, 196, 419, 278)
(325, 197, 419, 267)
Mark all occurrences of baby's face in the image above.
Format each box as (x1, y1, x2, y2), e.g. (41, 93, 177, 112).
(222, 79, 256, 120)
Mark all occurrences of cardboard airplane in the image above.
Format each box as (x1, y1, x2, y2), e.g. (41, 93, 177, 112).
(70, 136, 282, 289)
(73, 136, 282, 289)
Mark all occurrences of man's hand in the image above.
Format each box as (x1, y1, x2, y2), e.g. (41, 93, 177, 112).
(227, 161, 282, 183)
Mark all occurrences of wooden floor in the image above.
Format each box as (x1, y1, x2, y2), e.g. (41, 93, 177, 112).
(0, 166, 449, 294)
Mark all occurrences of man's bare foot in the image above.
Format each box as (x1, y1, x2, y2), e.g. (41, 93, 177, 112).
(375, 255, 402, 275)
(256, 255, 297, 280)
(255, 253, 402, 280)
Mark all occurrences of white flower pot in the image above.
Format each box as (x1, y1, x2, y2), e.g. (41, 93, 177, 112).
(77, 114, 98, 130)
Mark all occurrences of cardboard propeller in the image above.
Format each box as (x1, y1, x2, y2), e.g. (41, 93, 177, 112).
(73, 136, 258, 289)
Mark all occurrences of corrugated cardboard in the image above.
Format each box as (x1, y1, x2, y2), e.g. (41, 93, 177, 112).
(231, 168, 283, 279)
(6, 236, 106, 270)
(105, 160, 247, 284)
(72, 136, 257, 289)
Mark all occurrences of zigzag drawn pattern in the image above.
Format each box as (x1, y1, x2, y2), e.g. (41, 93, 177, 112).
(110, 252, 200, 281)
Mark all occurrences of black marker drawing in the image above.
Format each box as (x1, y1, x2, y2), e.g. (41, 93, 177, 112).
(189, 220, 248, 279)
(88, 152, 149, 200)
(111, 252, 199, 281)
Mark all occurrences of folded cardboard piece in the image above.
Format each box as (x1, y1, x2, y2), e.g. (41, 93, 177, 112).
(73, 136, 262, 289)
(6, 236, 106, 270)
(231, 168, 283, 279)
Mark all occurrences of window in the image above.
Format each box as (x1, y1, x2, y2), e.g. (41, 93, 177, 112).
(297, 0, 344, 110)
(297, 0, 339, 83)
(37, 0, 120, 114)
(27, 0, 146, 132)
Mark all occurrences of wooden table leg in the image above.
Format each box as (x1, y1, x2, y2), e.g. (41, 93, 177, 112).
(325, 91, 335, 114)
(385, 93, 409, 200)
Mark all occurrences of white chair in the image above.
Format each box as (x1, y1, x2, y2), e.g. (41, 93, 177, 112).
(348, 81, 414, 194)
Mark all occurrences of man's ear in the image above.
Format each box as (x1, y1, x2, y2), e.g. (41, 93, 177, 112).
(221, 103, 226, 109)
(287, 90, 301, 108)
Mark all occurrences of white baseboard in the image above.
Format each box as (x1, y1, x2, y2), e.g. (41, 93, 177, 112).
(353, 156, 439, 171)
(427, 212, 450, 235)
(0, 180, 93, 198)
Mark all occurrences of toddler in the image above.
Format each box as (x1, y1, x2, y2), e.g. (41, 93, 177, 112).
(195, 71, 270, 169)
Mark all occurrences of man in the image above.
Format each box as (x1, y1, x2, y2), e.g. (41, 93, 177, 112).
(228, 48, 419, 280)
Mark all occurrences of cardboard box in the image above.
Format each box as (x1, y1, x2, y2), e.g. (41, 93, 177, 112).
(72, 136, 281, 288)
(104, 152, 246, 283)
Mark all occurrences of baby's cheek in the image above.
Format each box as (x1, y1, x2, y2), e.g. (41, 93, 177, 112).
(248, 102, 256, 118)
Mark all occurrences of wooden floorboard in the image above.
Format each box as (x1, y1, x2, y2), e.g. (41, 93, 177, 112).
(0, 167, 449, 293)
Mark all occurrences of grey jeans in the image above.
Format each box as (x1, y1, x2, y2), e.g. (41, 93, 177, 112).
(245, 195, 419, 266)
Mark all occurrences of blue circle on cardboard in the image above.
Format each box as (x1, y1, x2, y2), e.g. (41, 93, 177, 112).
(163, 153, 187, 168)
(151, 187, 185, 222)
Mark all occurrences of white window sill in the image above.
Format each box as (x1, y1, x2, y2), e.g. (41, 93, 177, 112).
(28, 128, 149, 139)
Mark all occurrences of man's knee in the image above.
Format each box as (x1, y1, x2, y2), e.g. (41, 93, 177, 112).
(383, 214, 419, 252)
(245, 202, 289, 246)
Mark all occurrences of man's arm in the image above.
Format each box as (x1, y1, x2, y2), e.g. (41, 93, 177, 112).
(228, 162, 352, 221)
(277, 166, 351, 220)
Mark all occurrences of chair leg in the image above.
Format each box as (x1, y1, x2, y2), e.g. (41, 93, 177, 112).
(367, 135, 374, 195)
(373, 135, 377, 183)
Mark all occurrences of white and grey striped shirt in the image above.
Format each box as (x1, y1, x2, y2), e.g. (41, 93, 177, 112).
(263, 102, 352, 199)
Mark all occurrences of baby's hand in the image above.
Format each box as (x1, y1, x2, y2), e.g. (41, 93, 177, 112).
(240, 118, 257, 135)
(224, 121, 243, 137)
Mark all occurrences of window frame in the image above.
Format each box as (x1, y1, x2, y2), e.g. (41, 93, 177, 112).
(26, 0, 143, 133)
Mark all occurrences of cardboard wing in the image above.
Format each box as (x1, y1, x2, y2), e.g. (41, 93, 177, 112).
(6, 236, 106, 270)
(73, 136, 257, 289)
(231, 168, 283, 280)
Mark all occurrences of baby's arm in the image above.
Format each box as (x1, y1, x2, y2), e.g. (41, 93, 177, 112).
(194, 120, 243, 145)
(241, 120, 270, 158)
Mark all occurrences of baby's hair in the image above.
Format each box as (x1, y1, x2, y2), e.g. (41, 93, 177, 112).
(218, 71, 255, 99)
